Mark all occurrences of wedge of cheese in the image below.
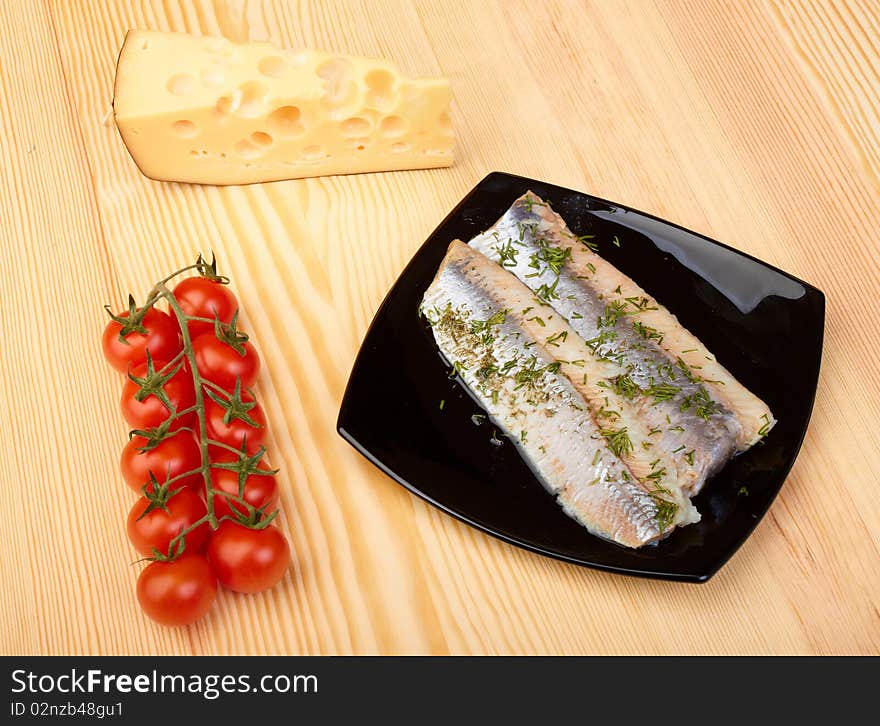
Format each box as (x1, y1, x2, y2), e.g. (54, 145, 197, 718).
(112, 30, 454, 185)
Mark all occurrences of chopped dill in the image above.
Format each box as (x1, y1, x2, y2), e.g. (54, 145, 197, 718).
(499, 357, 518, 374)
(545, 330, 568, 346)
(625, 296, 657, 312)
(646, 382, 680, 403)
(646, 467, 666, 482)
(676, 357, 699, 383)
(684, 450, 695, 466)
(470, 309, 507, 343)
(597, 300, 628, 328)
(610, 373, 640, 400)
(538, 241, 572, 275)
(657, 362, 675, 380)
(611, 235, 621, 247)
(494, 240, 519, 268)
(599, 426, 633, 458)
(651, 495, 677, 531)
(535, 276, 560, 302)
(632, 321, 662, 343)
(692, 386, 723, 420)
(575, 234, 599, 251)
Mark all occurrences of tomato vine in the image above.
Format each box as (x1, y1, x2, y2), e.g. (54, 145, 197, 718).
(116, 255, 277, 562)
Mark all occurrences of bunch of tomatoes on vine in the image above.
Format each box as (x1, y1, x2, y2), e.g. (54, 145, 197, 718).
(102, 255, 290, 626)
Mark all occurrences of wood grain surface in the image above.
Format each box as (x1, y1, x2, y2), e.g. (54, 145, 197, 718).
(1, 0, 878, 655)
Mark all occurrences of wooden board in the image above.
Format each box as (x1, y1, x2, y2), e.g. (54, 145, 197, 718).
(1, 0, 878, 655)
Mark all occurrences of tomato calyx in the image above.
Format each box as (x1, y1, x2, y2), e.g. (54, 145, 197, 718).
(147, 536, 188, 563)
(137, 472, 185, 520)
(204, 378, 262, 428)
(195, 253, 230, 285)
(225, 503, 279, 530)
(212, 441, 278, 489)
(127, 351, 183, 410)
(104, 294, 150, 342)
(129, 419, 185, 452)
(213, 310, 250, 356)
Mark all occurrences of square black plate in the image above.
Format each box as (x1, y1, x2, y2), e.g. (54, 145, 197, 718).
(337, 172, 824, 582)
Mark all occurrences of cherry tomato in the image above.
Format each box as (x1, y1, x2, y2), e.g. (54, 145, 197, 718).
(102, 308, 181, 374)
(120, 431, 202, 493)
(208, 521, 290, 593)
(173, 277, 238, 339)
(209, 460, 278, 520)
(136, 554, 217, 626)
(203, 389, 267, 451)
(120, 360, 195, 430)
(127, 488, 209, 557)
(192, 333, 260, 390)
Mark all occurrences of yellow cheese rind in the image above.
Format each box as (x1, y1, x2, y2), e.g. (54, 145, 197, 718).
(113, 30, 454, 184)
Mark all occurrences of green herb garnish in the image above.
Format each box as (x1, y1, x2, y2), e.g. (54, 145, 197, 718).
(599, 426, 633, 458)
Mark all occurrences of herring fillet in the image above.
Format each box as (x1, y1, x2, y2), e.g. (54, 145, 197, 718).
(422, 240, 679, 548)
(426, 237, 700, 524)
(470, 192, 776, 494)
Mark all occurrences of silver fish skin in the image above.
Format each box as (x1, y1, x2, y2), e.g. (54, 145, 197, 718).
(470, 193, 751, 493)
(422, 240, 681, 548)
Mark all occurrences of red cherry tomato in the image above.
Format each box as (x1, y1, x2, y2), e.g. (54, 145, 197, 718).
(120, 431, 202, 493)
(102, 308, 181, 374)
(120, 360, 195, 430)
(136, 554, 217, 626)
(209, 459, 278, 520)
(127, 488, 209, 557)
(203, 388, 267, 451)
(192, 333, 260, 390)
(172, 277, 238, 339)
(207, 521, 290, 593)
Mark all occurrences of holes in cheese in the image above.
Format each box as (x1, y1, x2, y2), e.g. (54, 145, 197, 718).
(267, 106, 305, 138)
(379, 115, 407, 137)
(113, 29, 454, 184)
(172, 120, 198, 138)
(251, 131, 273, 147)
(166, 73, 197, 96)
(341, 117, 371, 137)
(258, 55, 287, 77)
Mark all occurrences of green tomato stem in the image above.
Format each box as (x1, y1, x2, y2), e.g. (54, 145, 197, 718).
(156, 282, 219, 529)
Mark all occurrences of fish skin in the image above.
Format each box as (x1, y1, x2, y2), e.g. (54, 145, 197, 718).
(469, 192, 773, 494)
(422, 240, 678, 548)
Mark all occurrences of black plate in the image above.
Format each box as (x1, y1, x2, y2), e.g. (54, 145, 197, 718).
(337, 172, 824, 582)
